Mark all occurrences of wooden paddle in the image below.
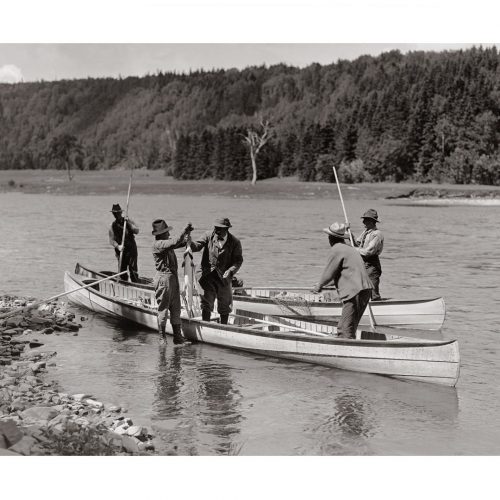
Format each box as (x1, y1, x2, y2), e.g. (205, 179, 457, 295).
(118, 167, 134, 277)
(332, 166, 377, 330)
(0, 271, 127, 320)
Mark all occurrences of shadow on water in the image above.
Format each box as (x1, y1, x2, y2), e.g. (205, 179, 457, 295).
(152, 344, 243, 456)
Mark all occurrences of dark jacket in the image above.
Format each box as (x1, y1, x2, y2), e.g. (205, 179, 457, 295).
(190, 231, 243, 281)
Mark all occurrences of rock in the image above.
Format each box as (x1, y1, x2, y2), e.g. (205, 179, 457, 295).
(84, 399, 104, 409)
(30, 361, 46, 373)
(9, 435, 37, 455)
(72, 393, 92, 402)
(113, 424, 129, 435)
(121, 435, 140, 454)
(126, 425, 147, 438)
(107, 405, 121, 413)
(0, 420, 24, 447)
(20, 406, 58, 423)
(42, 327, 54, 335)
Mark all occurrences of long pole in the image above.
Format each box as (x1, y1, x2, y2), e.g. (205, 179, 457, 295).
(0, 271, 127, 320)
(118, 168, 134, 278)
(332, 166, 377, 330)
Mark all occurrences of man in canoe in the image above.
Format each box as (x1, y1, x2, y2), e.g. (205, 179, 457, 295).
(152, 219, 194, 346)
(190, 217, 243, 324)
(108, 203, 140, 282)
(312, 222, 373, 339)
(349, 209, 384, 300)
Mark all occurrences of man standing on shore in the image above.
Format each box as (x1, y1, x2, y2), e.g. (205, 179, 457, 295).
(190, 217, 243, 325)
(350, 209, 384, 301)
(108, 203, 140, 282)
(312, 222, 373, 339)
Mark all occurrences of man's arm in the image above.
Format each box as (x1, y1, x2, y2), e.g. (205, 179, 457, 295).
(223, 239, 243, 278)
(126, 217, 139, 234)
(312, 252, 341, 293)
(190, 232, 209, 252)
(358, 231, 383, 257)
(109, 225, 122, 251)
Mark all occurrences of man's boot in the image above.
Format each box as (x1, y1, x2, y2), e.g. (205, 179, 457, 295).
(172, 324, 186, 345)
(220, 314, 229, 325)
(202, 310, 211, 322)
(158, 326, 167, 346)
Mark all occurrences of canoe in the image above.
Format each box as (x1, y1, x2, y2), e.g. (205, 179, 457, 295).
(232, 288, 446, 330)
(63, 264, 459, 387)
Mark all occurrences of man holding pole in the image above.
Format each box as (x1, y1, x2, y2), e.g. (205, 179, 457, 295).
(349, 209, 384, 301)
(108, 203, 140, 282)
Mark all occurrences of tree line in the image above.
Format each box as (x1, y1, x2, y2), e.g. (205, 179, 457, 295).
(1, 46, 500, 185)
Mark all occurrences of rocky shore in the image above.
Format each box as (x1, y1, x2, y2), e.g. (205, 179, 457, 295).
(0, 295, 157, 456)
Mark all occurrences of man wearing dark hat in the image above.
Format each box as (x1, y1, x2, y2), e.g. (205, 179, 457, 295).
(312, 222, 373, 339)
(190, 217, 243, 324)
(350, 209, 384, 301)
(108, 203, 140, 282)
(152, 219, 193, 345)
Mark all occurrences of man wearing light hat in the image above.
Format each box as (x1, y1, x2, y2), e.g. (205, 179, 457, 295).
(312, 222, 373, 338)
(350, 209, 384, 301)
(190, 217, 243, 324)
(108, 203, 140, 282)
(152, 218, 193, 345)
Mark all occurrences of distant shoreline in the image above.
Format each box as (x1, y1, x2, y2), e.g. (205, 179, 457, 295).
(1, 169, 500, 201)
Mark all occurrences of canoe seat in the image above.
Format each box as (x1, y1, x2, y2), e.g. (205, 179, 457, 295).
(359, 331, 387, 341)
(82, 279, 100, 291)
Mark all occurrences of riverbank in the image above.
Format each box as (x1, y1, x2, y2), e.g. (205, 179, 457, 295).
(0, 295, 157, 456)
(1, 169, 500, 200)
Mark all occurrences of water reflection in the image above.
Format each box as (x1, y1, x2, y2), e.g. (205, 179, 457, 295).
(153, 345, 243, 455)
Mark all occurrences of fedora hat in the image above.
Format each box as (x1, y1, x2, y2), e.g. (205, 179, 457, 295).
(152, 219, 173, 235)
(214, 217, 232, 228)
(323, 222, 349, 239)
(111, 203, 123, 213)
(361, 209, 380, 222)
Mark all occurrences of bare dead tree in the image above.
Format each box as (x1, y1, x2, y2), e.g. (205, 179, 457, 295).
(242, 119, 271, 185)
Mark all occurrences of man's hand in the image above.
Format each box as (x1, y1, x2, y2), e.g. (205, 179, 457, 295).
(310, 284, 322, 294)
(117, 244, 124, 252)
(184, 222, 194, 233)
(223, 270, 233, 279)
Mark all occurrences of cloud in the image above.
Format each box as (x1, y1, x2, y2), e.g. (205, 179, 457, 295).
(0, 64, 23, 83)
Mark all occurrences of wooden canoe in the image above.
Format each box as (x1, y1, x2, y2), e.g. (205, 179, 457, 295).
(232, 288, 446, 330)
(63, 264, 459, 387)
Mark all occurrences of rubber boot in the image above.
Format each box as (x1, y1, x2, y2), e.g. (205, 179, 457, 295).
(220, 314, 229, 325)
(172, 324, 186, 345)
(202, 310, 211, 322)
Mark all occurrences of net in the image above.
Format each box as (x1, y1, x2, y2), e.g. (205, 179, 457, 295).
(272, 292, 312, 317)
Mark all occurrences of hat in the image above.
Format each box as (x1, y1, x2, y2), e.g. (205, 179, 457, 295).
(214, 217, 232, 228)
(152, 219, 173, 235)
(111, 203, 123, 213)
(361, 209, 380, 222)
(323, 222, 349, 239)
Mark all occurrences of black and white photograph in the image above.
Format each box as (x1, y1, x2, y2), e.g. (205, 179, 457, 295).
(1, 1, 499, 498)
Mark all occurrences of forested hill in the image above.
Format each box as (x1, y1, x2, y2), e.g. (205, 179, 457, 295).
(1, 46, 500, 185)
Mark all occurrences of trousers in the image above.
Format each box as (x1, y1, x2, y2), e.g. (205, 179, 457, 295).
(154, 272, 182, 332)
(116, 247, 139, 283)
(337, 289, 372, 339)
(197, 269, 233, 315)
(365, 262, 382, 300)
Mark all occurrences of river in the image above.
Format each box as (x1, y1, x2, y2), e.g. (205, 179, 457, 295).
(1, 191, 499, 455)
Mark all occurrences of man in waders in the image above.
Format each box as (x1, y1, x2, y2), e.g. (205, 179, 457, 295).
(190, 217, 243, 324)
(108, 203, 140, 282)
(350, 209, 384, 300)
(152, 219, 193, 346)
(312, 222, 373, 339)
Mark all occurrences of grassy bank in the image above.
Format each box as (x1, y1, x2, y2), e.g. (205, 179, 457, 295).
(1, 169, 500, 200)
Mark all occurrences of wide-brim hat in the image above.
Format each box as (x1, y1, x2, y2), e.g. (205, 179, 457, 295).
(323, 222, 349, 239)
(361, 209, 380, 222)
(214, 217, 232, 228)
(111, 203, 123, 213)
(152, 219, 173, 235)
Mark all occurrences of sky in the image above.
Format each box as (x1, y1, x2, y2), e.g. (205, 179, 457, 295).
(1, 0, 500, 83)
(0, 43, 492, 83)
